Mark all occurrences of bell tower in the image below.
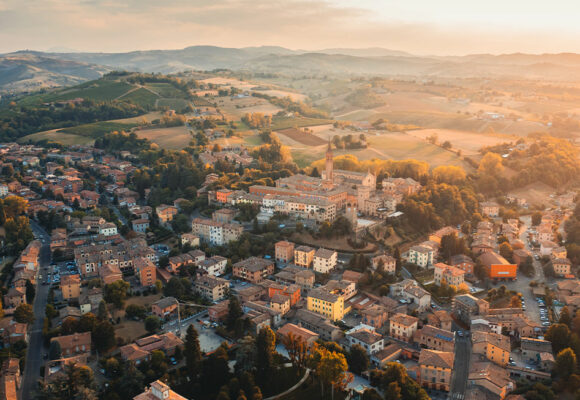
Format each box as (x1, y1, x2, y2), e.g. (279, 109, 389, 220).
(325, 139, 333, 182)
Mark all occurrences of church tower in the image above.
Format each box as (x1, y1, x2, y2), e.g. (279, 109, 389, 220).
(325, 139, 334, 182)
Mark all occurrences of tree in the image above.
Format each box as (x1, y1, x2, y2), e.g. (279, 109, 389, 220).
(145, 315, 161, 333)
(14, 304, 34, 323)
(184, 325, 201, 381)
(92, 320, 116, 353)
(559, 306, 572, 327)
(227, 296, 243, 331)
(509, 295, 522, 308)
(49, 339, 62, 360)
(348, 344, 369, 375)
(499, 242, 513, 261)
(125, 304, 147, 320)
(255, 326, 276, 381)
(532, 212, 542, 226)
(555, 347, 577, 380)
(282, 332, 308, 369)
(103, 281, 130, 309)
(384, 382, 403, 400)
(546, 324, 572, 355)
(309, 343, 349, 397)
(478, 152, 504, 177)
(97, 300, 108, 321)
(25, 279, 35, 303)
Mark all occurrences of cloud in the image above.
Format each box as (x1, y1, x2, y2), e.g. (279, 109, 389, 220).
(1, 0, 580, 54)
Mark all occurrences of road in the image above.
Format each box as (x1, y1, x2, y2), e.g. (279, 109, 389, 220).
(449, 335, 471, 400)
(21, 221, 52, 400)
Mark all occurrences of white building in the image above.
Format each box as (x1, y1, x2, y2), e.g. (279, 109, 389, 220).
(407, 245, 434, 268)
(99, 222, 118, 237)
(313, 248, 337, 274)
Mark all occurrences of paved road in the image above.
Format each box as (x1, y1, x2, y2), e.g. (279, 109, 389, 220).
(449, 335, 471, 400)
(21, 221, 52, 400)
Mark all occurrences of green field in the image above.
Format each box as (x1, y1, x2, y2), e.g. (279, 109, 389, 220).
(121, 88, 160, 108)
(18, 130, 95, 146)
(271, 116, 333, 130)
(53, 80, 133, 102)
(157, 98, 189, 110)
(59, 121, 138, 138)
(144, 83, 187, 98)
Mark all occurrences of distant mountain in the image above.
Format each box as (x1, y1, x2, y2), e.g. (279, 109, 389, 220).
(0, 53, 110, 93)
(4, 46, 580, 94)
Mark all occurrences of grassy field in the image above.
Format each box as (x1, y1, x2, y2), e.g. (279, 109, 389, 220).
(409, 128, 518, 155)
(272, 116, 334, 130)
(144, 82, 187, 98)
(136, 125, 192, 149)
(59, 121, 138, 138)
(120, 87, 160, 108)
(18, 129, 95, 145)
(54, 80, 134, 102)
(192, 97, 215, 107)
(217, 96, 282, 120)
(157, 98, 190, 110)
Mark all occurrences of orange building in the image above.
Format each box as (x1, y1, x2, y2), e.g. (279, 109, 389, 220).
(479, 252, 517, 280)
(60, 274, 81, 300)
(134, 257, 157, 287)
(215, 189, 234, 204)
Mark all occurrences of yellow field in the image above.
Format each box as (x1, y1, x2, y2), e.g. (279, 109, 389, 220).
(18, 129, 95, 146)
(136, 126, 192, 150)
(216, 96, 282, 120)
(409, 128, 518, 155)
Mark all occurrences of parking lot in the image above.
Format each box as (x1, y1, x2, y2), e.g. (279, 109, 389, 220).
(41, 260, 80, 286)
(163, 313, 229, 353)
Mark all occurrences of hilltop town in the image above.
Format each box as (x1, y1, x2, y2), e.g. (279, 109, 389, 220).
(0, 113, 576, 400)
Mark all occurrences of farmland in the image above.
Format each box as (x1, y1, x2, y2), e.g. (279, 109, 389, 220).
(58, 121, 138, 137)
(120, 87, 159, 108)
(18, 129, 94, 146)
(135, 125, 192, 149)
(271, 116, 333, 130)
(277, 128, 327, 146)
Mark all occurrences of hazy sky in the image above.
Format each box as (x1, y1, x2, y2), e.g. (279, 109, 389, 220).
(1, 0, 580, 55)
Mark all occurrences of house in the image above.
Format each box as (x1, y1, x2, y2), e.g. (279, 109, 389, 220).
(512, 249, 531, 267)
(540, 240, 557, 257)
(418, 349, 455, 392)
(233, 257, 274, 283)
(50, 332, 91, 357)
(196, 255, 228, 276)
(60, 274, 81, 300)
(275, 241, 295, 264)
(429, 226, 459, 244)
(194, 275, 229, 302)
(99, 222, 118, 237)
(156, 205, 178, 225)
(151, 297, 178, 319)
(121, 333, 183, 365)
(371, 253, 396, 274)
(521, 337, 553, 363)
(0, 358, 20, 400)
(307, 288, 345, 321)
(407, 245, 434, 268)
(0, 318, 28, 346)
(3, 288, 26, 309)
(313, 248, 337, 274)
(427, 310, 453, 331)
(212, 208, 237, 224)
(472, 331, 511, 366)
(132, 219, 150, 234)
(134, 257, 157, 287)
(449, 254, 475, 276)
(276, 323, 319, 347)
(294, 309, 343, 342)
(371, 343, 403, 367)
(391, 280, 432, 311)
(208, 300, 229, 322)
(269, 294, 291, 315)
(453, 294, 489, 324)
(346, 326, 385, 355)
(133, 380, 188, 400)
(180, 233, 200, 248)
(552, 258, 572, 277)
(552, 246, 567, 260)
(414, 325, 455, 352)
(481, 201, 500, 217)
(360, 305, 389, 330)
(434, 263, 465, 287)
(389, 313, 418, 342)
(294, 246, 315, 268)
(468, 361, 514, 400)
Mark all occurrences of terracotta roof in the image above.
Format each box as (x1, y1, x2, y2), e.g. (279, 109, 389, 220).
(419, 349, 454, 369)
(390, 313, 418, 327)
(277, 323, 318, 342)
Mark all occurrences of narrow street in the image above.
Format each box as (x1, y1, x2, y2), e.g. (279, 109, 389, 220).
(20, 221, 52, 400)
(449, 335, 471, 400)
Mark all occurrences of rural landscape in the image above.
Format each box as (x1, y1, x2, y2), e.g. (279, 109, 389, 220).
(2, 1, 580, 400)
